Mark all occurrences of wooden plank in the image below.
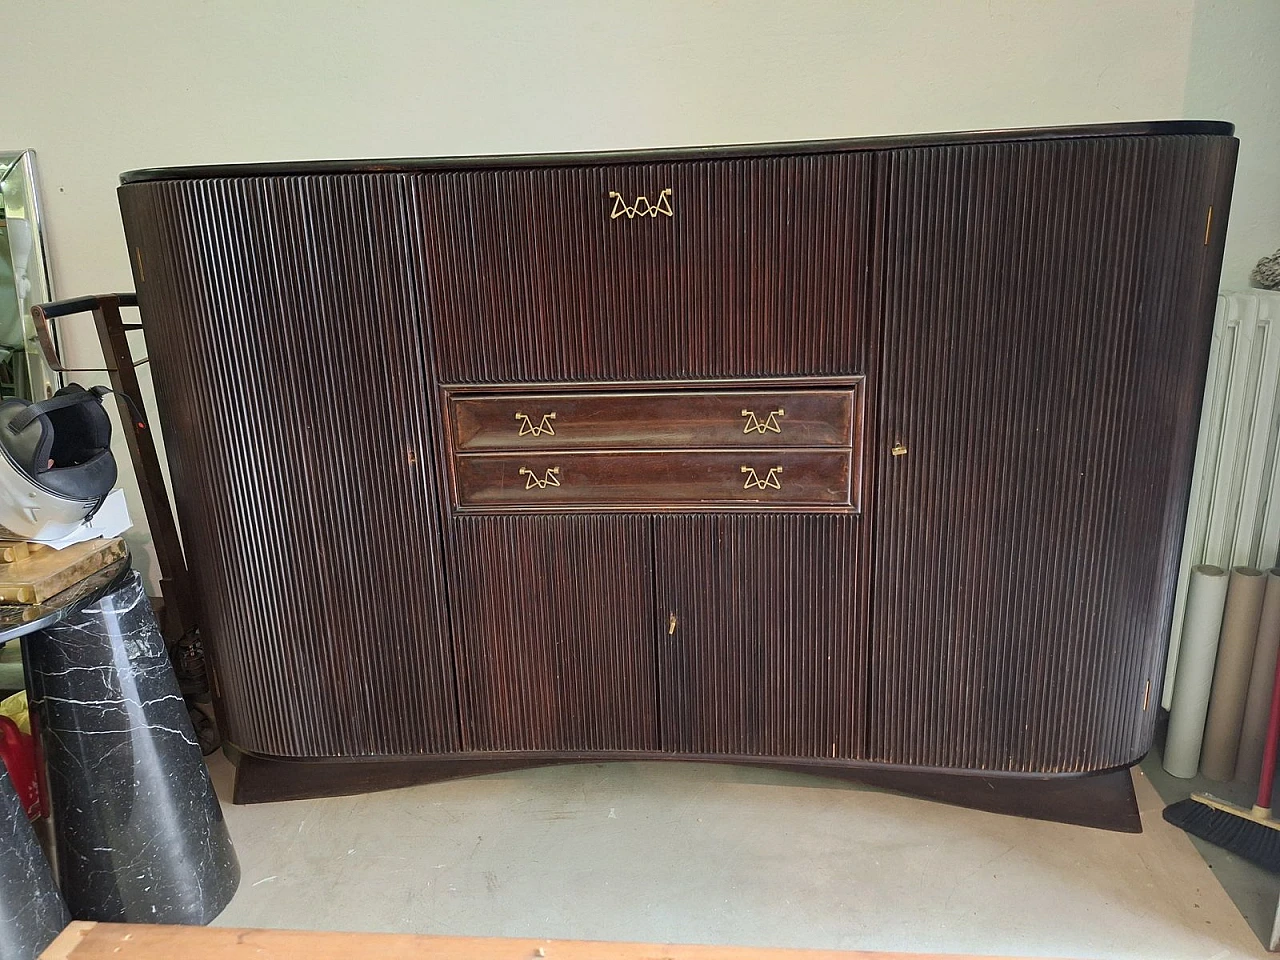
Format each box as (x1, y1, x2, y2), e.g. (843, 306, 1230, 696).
(0, 538, 126, 603)
(0, 540, 32, 563)
(42, 922, 1068, 960)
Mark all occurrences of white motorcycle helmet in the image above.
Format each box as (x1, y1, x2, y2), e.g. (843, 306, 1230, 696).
(0, 384, 117, 541)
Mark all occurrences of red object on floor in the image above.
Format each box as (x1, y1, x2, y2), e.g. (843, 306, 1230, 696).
(0, 715, 40, 818)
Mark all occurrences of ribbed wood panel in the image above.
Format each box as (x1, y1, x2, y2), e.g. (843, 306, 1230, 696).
(448, 515, 657, 751)
(655, 515, 864, 757)
(871, 135, 1237, 772)
(115, 126, 1238, 809)
(412, 155, 872, 383)
(118, 175, 460, 758)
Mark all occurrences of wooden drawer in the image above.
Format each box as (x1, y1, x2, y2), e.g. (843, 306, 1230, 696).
(449, 386, 859, 451)
(452, 450, 855, 512)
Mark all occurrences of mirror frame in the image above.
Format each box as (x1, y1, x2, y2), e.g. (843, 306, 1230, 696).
(0, 149, 59, 399)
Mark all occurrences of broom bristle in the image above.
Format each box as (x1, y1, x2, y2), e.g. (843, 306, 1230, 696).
(1164, 797, 1280, 873)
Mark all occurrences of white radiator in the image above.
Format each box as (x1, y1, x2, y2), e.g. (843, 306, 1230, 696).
(1163, 290, 1280, 709)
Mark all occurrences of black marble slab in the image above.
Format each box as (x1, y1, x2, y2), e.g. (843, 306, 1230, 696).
(0, 557, 132, 647)
(25, 570, 238, 923)
(0, 762, 68, 960)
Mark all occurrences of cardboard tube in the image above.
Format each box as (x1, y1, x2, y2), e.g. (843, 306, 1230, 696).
(1201, 566, 1269, 781)
(1235, 567, 1280, 785)
(1164, 565, 1230, 778)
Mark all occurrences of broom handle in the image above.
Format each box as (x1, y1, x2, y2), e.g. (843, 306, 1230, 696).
(1257, 636, 1280, 810)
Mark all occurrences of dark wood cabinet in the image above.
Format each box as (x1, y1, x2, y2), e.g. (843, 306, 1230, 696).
(117, 122, 1237, 829)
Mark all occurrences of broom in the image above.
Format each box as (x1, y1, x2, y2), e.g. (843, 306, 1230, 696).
(1163, 637, 1280, 872)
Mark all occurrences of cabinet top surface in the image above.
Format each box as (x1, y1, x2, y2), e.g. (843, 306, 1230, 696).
(119, 120, 1234, 184)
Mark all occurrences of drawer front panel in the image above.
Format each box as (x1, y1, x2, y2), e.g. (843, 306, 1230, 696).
(414, 153, 874, 383)
(450, 387, 858, 452)
(453, 450, 854, 512)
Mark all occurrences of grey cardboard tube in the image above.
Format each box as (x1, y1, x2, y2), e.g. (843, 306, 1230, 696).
(1201, 566, 1269, 781)
(1235, 567, 1280, 785)
(1165, 565, 1230, 778)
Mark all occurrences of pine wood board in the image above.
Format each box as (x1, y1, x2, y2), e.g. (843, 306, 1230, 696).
(41, 923, 1066, 960)
(0, 538, 126, 603)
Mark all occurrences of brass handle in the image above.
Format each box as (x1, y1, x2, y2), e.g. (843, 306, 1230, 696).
(518, 466, 561, 490)
(741, 465, 783, 491)
(608, 188, 674, 220)
(741, 408, 784, 435)
(514, 411, 557, 437)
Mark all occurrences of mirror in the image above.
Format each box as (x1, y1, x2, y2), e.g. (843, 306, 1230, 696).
(0, 150, 58, 400)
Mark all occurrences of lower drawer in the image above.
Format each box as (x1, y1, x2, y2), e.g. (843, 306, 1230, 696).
(452, 450, 855, 512)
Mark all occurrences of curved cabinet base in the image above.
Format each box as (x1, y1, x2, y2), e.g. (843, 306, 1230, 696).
(230, 751, 1141, 833)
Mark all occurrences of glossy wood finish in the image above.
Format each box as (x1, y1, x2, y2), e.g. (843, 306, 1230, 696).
(119, 119, 1235, 182)
(452, 449, 855, 512)
(448, 387, 859, 451)
(116, 122, 1237, 827)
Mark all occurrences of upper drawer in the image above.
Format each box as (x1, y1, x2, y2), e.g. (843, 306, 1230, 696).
(448, 386, 859, 452)
(414, 154, 874, 383)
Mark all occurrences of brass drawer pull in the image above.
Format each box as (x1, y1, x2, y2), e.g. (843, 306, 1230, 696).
(608, 188, 674, 220)
(741, 408, 784, 435)
(515, 411, 556, 437)
(741, 465, 783, 491)
(518, 466, 561, 490)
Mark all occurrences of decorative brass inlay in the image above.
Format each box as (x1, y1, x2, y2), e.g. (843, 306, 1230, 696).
(515, 411, 557, 437)
(518, 466, 561, 490)
(609, 188, 674, 220)
(891, 442, 908, 457)
(741, 465, 783, 491)
(741, 408, 785, 435)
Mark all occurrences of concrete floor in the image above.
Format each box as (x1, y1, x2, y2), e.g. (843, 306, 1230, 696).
(1142, 750, 1280, 949)
(208, 755, 1270, 958)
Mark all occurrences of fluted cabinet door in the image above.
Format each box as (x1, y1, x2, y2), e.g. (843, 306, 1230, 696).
(655, 515, 865, 758)
(447, 516, 658, 752)
(411, 156, 873, 384)
(871, 135, 1237, 772)
(118, 176, 461, 758)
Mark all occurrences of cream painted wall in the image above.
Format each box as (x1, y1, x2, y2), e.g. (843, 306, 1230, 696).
(0, 0, 1228, 584)
(1185, 0, 1280, 290)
